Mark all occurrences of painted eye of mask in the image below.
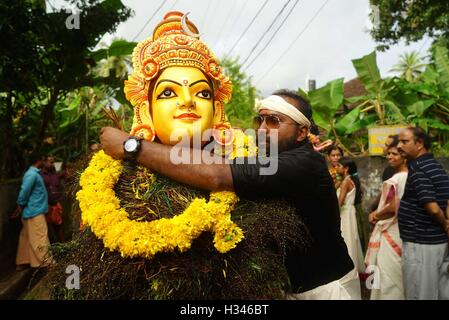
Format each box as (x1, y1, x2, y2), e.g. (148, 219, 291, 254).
(158, 89, 176, 99)
(196, 90, 211, 99)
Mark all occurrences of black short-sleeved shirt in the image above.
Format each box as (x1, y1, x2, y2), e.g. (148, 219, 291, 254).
(230, 141, 354, 293)
(398, 153, 449, 244)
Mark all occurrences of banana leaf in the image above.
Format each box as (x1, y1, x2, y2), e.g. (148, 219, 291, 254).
(346, 114, 378, 135)
(423, 118, 449, 131)
(407, 99, 434, 118)
(335, 106, 361, 135)
(384, 100, 406, 123)
(352, 51, 382, 94)
(308, 78, 344, 128)
(434, 46, 449, 90)
(312, 109, 331, 132)
(420, 65, 439, 85)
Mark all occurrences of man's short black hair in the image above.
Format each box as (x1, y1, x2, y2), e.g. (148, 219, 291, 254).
(407, 126, 432, 149)
(272, 89, 312, 120)
(44, 154, 54, 161)
(29, 153, 43, 165)
(310, 122, 320, 135)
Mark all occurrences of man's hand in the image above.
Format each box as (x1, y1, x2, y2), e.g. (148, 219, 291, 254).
(10, 205, 22, 219)
(445, 201, 449, 240)
(444, 219, 449, 236)
(368, 211, 378, 225)
(99, 127, 130, 160)
(446, 200, 449, 220)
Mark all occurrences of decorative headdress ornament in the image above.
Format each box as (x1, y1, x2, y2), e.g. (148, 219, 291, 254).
(124, 11, 233, 143)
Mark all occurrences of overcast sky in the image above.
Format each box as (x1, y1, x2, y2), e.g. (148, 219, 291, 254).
(55, 0, 432, 96)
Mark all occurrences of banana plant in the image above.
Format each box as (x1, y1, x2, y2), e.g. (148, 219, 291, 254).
(350, 51, 407, 125)
(307, 78, 377, 155)
(304, 48, 449, 155)
(308, 78, 344, 133)
(388, 46, 449, 133)
(52, 86, 113, 161)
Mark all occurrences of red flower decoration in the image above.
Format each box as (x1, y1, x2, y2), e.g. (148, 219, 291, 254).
(213, 124, 234, 146)
(141, 58, 159, 80)
(206, 59, 221, 80)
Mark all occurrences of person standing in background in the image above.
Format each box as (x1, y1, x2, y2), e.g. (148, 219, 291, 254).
(368, 135, 398, 213)
(13, 154, 53, 270)
(334, 156, 364, 299)
(397, 127, 449, 300)
(42, 155, 64, 243)
(327, 145, 344, 189)
(365, 136, 408, 300)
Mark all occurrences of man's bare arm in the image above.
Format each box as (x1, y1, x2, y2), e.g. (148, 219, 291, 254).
(100, 127, 234, 191)
(137, 140, 234, 191)
(424, 202, 449, 232)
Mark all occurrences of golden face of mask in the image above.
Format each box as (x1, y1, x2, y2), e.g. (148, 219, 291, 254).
(151, 67, 215, 146)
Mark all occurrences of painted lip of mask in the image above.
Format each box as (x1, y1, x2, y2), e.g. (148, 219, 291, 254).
(173, 113, 202, 121)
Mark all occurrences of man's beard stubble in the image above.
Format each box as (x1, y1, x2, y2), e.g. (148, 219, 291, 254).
(259, 134, 298, 156)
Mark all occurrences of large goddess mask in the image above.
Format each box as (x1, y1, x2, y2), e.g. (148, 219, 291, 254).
(124, 11, 232, 145)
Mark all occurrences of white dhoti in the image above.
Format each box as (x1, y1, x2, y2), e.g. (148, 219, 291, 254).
(365, 172, 407, 300)
(286, 269, 361, 300)
(367, 223, 404, 299)
(16, 214, 53, 268)
(338, 188, 365, 273)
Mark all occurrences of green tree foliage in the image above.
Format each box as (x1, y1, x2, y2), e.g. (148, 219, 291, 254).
(0, 0, 132, 179)
(390, 51, 427, 82)
(221, 57, 260, 129)
(369, 0, 449, 50)
(307, 49, 449, 155)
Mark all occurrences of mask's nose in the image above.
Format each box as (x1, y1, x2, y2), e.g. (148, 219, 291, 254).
(181, 86, 193, 109)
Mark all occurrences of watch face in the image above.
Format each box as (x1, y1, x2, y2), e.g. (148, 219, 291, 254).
(124, 139, 138, 152)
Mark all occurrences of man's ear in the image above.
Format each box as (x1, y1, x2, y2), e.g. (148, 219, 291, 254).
(416, 138, 424, 151)
(296, 126, 309, 142)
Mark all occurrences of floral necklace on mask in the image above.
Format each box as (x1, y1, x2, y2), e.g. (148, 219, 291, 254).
(76, 130, 256, 259)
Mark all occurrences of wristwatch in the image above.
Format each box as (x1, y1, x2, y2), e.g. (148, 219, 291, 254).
(123, 136, 142, 161)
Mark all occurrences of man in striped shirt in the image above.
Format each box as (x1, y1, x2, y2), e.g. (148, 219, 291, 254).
(397, 127, 449, 300)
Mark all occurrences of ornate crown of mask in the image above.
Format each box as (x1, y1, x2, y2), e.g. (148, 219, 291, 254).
(124, 11, 233, 144)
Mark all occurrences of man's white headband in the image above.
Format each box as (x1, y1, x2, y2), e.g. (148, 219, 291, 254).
(256, 95, 311, 128)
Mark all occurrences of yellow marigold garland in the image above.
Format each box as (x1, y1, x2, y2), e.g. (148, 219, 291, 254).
(76, 131, 256, 259)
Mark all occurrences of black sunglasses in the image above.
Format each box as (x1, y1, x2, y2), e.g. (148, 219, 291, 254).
(253, 114, 282, 129)
(253, 114, 298, 129)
